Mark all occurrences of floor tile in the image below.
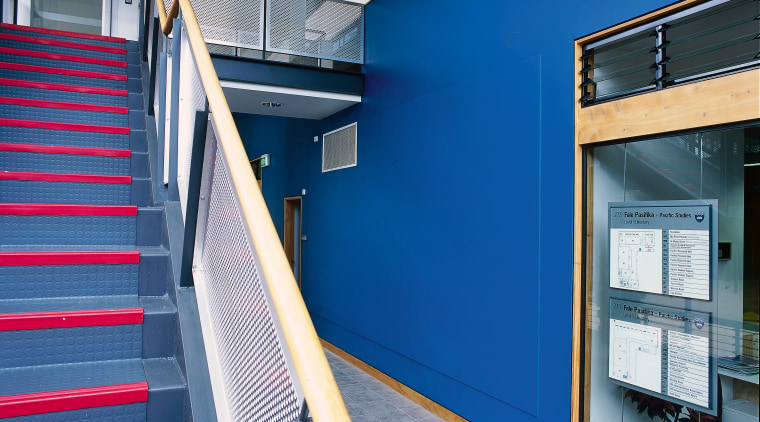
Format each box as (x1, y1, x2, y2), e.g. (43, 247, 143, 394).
(325, 347, 446, 421)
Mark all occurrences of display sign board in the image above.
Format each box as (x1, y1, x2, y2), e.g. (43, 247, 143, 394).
(609, 203, 713, 300)
(609, 298, 713, 411)
(607, 200, 719, 415)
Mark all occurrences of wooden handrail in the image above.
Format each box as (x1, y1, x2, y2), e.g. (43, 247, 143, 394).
(175, 0, 351, 420)
(154, 0, 178, 36)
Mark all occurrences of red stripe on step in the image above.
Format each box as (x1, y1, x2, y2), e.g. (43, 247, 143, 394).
(0, 142, 130, 157)
(0, 251, 140, 265)
(1, 23, 127, 44)
(0, 170, 131, 184)
(0, 118, 129, 134)
(0, 47, 127, 68)
(0, 62, 127, 81)
(0, 308, 143, 331)
(0, 382, 147, 418)
(0, 203, 137, 216)
(0, 33, 126, 55)
(0, 78, 128, 96)
(0, 96, 128, 113)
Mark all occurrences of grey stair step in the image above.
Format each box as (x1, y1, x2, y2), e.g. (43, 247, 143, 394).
(0, 359, 146, 396)
(0, 295, 139, 314)
(143, 358, 186, 422)
(0, 38, 126, 62)
(0, 67, 128, 90)
(0, 149, 130, 176)
(0, 180, 131, 205)
(0, 25, 128, 50)
(0, 84, 128, 107)
(0, 103, 128, 127)
(141, 297, 178, 359)
(0, 214, 137, 247)
(0, 52, 126, 76)
(0, 125, 130, 149)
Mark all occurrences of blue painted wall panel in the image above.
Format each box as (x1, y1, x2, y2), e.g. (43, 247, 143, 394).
(233, 0, 677, 419)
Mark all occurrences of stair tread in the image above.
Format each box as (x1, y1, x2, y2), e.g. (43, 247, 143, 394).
(0, 23, 126, 44)
(0, 47, 127, 69)
(142, 359, 185, 391)
(140, 296, 178, 315)
(0, 296, 140, 314)
(0, 359, 145, 397)
(0, 61, 128, 81)
(0, 245, 139, 252)
(0, 96, 128, 113)
(0, 32, 127, 55)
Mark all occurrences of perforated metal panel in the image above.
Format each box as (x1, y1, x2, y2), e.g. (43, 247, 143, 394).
(323, 122, 357, 172)
(191, 0, 264, 50)
(177, 22, 207, 220)
(267, 0, 364, 64)
(193, 127, 303, 422)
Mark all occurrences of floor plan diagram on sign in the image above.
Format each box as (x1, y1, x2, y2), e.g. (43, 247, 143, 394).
(610, 229, 663, 294)
(609, 318, 662, 393)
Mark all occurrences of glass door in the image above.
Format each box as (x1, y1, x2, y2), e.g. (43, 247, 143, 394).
(16, 0, 110, 36)
(581, 125, 760, 421)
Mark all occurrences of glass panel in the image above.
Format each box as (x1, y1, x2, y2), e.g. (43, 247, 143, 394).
(30, 0, 102, 35)
(584, 126, 759, 421)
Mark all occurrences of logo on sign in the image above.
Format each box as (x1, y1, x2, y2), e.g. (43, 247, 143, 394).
(694, 318, 705, 329)
(695, 211, 705, 223)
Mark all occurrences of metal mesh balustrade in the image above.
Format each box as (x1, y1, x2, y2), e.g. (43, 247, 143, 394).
(190, 0, 264, 51)
(194, 129, 302, 422)
(267, 0, 364, 64)
(148, 1, 351, 420)
(177, 22, 207, 220)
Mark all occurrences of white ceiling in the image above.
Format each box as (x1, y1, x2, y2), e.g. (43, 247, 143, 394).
(220, 80, 361, 120)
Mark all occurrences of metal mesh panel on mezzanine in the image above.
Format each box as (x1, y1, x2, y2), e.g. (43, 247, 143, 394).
(267, 0, 364, 64)
(189, 0, 265, 51)
(194, 132, 302, 422)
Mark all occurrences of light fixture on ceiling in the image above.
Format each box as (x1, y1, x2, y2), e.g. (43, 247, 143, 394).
(261, 101, 283, 108)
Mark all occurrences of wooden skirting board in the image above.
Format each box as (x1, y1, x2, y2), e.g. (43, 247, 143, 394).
(319, 339, 468, 422)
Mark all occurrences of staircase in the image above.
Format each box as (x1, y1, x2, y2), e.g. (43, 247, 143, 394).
(0, 23, 185, 421)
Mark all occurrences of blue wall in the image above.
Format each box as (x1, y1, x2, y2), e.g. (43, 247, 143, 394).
(235, 0, 675, 419)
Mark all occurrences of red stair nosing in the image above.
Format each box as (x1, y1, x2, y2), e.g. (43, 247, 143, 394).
(0, 203, 137, 216)
(0, 382, 148, 418)
(0, 47, 127, 68)
(0, 118, 129, 134)
(0, 308, 143, 332)
(1, 23, 127, 44)
(0, 170, 131, 184)
(0, 33, 126, 55)
(0, 96, 128, 114)
(0, 142, 130, 158)
(0, 78, 128, 96)
(0, 62, 127, 81)
(0, 251, 140, 266)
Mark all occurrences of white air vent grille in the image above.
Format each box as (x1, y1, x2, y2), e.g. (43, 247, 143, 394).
(322, 123, 357, 172)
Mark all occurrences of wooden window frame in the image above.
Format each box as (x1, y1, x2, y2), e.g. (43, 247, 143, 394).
(571, 1, 760, 420)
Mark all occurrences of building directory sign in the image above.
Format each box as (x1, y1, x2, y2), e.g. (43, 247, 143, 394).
(609, 299, 712, 409)
(609, 203, 713, 300)
(607, 200, 718, 415)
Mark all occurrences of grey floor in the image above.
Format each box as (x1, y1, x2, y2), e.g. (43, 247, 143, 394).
(324, 348, 445, 422)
